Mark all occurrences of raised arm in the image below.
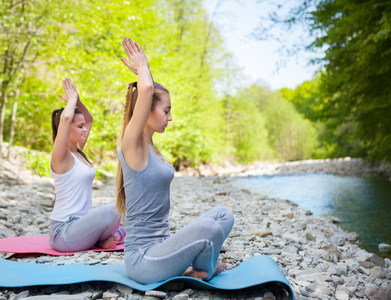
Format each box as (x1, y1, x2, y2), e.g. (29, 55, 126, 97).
(74, 94, 93, 150)
(119, 38, 154, 170)
(51, 78, 79, 173)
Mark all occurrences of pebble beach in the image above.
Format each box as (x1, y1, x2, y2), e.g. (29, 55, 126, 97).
(1, 148, 391, 300)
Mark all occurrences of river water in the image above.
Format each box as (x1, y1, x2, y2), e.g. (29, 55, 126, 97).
(230, 173, 391, 257)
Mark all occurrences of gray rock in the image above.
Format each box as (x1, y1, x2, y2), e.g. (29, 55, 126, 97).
(365, 285, 391, 300)
(330, 235, 345, 246)
(116, 283, 133, 295)
(102, 292, 119, 300)
(305, 233, 316, 241)
(0, 224, 17, 238)
(335, 289, 350, 300)
(306, 283, 331, 296)
(369, 254, 385, 267)
(172, 294, 189, 300)
(359, 261, 376, 269)
(144, 291, 167, 298)
(370, 266, 386, 279)
(295, 269, 325, 282)
(180, 289, 194, 296)
(10, 291, 29, 300)
(379, 243, 391, 252)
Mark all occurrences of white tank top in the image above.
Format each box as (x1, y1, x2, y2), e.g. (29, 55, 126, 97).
(50, 153, 96, 222)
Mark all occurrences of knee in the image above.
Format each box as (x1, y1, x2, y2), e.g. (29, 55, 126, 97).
(218, 206, 234, 225)
(199, 218, 225, 241)
(220, 207, 234, 221)
(217, 207, 234, 237)
(98, 203, 120, 225)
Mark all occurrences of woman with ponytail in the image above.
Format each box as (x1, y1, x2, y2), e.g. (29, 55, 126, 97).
(49, 78, 125, 252)
(116, 37, 234, 284)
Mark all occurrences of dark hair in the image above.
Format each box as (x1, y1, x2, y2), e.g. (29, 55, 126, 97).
(51, 108, 91, 164)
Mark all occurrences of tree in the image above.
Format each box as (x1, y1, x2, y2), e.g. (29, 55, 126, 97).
(8, 0, 232, 170)
(311, 0, 391, 160)
(0, 0, 61, 157)
(254, 0, 391, 160)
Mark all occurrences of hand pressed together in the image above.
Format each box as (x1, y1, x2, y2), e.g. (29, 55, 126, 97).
(58, 77, 78, 104)
(120, 37, 149, 75)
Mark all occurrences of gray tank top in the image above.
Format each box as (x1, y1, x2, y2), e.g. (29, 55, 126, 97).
(118, 145, 175, 253)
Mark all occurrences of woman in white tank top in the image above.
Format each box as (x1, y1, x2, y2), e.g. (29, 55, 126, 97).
(48, 78, 125, 252)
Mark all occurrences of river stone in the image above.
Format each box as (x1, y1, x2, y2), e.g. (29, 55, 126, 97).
(145, 291, 167, 298)
(0, 224, 17, 238)
(330, 235, 346, 246)
(379, 243, 391, 252)
(369, 254, 385, 267)
(102, 292, 119, 300)
(248, 230, 273, 237)
(370, 266, 386, 278)
(172, 294, 189, 300)
(180, 289, 194, 296)
(335, 290, 349, 300)
(306, 283, 331, 296)
(295, 269, 325, 282)
(365, 285, 391, 300)
(10, 291, 29, 300)
(359, 261, 376, 269)
(359, 266, 371, 276)
(283, 232, 300, 242)
(331, 217, 342, 223)
(116, 284, 133, 295)
(305, 233, 316, 241)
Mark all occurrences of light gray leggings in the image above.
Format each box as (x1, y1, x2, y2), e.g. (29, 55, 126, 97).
(125, 207, 234, 284)
(49, 203, 125, 252)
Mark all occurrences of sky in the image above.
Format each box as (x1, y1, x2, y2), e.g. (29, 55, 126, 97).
(203, 0, 321, 91)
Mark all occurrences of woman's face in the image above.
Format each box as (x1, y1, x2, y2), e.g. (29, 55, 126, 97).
(148, 89, 172, 133)
(70, 113, 87, 144)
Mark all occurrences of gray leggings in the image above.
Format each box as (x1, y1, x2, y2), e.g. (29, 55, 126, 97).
(49, 203, 125, 252)
(125, 207, 234, 284)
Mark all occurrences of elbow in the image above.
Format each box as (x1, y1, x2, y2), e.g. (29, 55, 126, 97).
(60, 113, 73, 123)
(139, 82, 154, 96)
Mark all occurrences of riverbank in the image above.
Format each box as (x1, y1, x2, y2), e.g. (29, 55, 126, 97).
(193, 157, 391, 180)
(1, 154, 391, 299)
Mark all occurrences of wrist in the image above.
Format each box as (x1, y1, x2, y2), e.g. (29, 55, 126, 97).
(137, 66, 150, 74)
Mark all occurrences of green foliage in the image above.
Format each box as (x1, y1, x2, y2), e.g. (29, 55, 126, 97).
(228, 91, 275, 162)
(238, 85, 318, 161)
(4, 0, 354, 168)
(5, 0, 229, 169)
(24, 151, 50, 177)
(309, 0, 391, 160)
(254, 0, 391, 162)
(282, 75, 364, 159)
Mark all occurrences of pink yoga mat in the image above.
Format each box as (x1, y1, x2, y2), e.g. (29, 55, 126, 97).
(0, 236, 124, 256)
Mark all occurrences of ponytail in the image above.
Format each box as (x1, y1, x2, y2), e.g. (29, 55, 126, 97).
(116, 82, 137, 221)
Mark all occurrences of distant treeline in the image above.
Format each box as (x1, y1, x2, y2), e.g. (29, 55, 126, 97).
(1, 0, 389, 172)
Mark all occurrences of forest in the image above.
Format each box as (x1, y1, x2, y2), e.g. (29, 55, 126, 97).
(1, 0, 390, 175)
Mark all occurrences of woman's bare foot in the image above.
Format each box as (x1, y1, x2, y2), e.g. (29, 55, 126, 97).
(181, 266, 208, 280)
(96, 235, 120, 249)
(214, 262, 227, 275)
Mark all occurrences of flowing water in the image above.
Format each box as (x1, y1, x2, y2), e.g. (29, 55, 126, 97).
(231, 173, 391, 257)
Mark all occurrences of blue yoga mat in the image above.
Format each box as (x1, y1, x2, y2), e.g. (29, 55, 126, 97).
(0, 255, 294, 299)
